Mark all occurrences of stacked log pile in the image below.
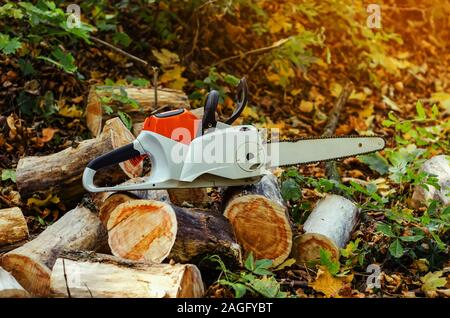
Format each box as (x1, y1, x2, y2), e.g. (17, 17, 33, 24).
(4, 84, 444, 298)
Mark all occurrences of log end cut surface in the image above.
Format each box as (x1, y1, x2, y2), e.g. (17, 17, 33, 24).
(1, 254, 51, 296)
(108, 200, 177, 263)
(293, 233, 340, 263)
(224, 194, 292, 266)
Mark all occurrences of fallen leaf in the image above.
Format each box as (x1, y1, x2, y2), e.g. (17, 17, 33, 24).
(267, 12, 292, 34)
(152, 49, 180, 69)
(35, 128, 59, 146)
(27, 193, 60, 207)
(299, 100, 314, 112)
(309, 266, 352, 297)
(58, 103, 83, 118)
(160, 65, 187, 90)
(421, 271, 447, 292)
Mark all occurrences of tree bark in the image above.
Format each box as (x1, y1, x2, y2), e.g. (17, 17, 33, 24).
(222, 174, 292, 267)
(16, 117, 142, 204)
(50, 250, 204, 298)
(292, 194, 359, 263)
(86, 86, 190, 136)
(0, 207, 29, 247)
(411, 155, 450, 207)
(0, 266, 29, 298)
(0, 205, 107, 296)
(107, 199, 241, 266)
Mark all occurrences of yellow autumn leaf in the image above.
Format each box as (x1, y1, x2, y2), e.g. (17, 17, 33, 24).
(349, 91, 366, 101)
(431, 92, 450, 112)
(421, 271, 447, 292)
(241, 106, 259, 120)
(330, 83, 342, 97)
(299, 100, 314, 112)
(359, 104, 374, 118)
(267, 12, 292, 34)
(27, 193, 60, 207)
(160, 65, 187, 90)
(58, 104, 83, 118)
(152, 49, 180, 69)
(309, 266, 353, 297)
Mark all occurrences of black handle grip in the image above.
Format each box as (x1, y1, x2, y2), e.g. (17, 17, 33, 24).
(225, 77, 248, 125)
(202, 90, 219, 134)
(87, 143, 141, 171)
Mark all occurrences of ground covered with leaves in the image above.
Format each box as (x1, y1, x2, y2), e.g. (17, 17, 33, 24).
(0, 0, 449, 298)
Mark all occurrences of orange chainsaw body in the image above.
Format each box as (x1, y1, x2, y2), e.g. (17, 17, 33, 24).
(130, 109, 199, 166)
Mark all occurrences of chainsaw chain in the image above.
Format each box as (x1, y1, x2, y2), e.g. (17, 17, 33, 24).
(264, 135, 386, 167)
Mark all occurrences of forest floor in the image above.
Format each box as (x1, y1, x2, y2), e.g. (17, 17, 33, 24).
(0, 0, 449, 298)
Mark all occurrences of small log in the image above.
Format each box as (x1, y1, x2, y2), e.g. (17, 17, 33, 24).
(50, 250, 204, 298)
(107, 199, 241, 265)
(0, 205, 107, 296)
(16, 117, 142, 204)
(223, 174, 292, 267)
(86, 86, 190, 136)
(292, 194, 359, 263)
(0, 267, 29, 298)
(0, 207, 29, 247)
(411, 155, 450, 207)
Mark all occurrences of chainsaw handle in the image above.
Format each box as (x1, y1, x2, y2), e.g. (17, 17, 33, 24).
(202, 90, 219, 134)
(83, 140, 143, 192)
(225, 77, 248, 125)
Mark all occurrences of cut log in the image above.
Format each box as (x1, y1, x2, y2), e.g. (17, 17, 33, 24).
(168, 188, 210, 208)
(411, 155, 450, 207)
(0, 207, 29, 247)
(16, 117, 142, 204)
(86, 86, 190, 136)
(223, 174, 292, 267)
(107, 199, 241, 265)
(0, 205, 107, 296)
(50, 250, 204, 298)
(0, 266, 29, 298)
(292, 194, 359, 263)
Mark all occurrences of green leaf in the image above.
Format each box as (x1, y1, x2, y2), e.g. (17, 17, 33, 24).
(358, 152, 389, 175)
(223, 74, 240, 86)
(1, 169, 16, 183)
(376, 223, 396, 237)
(253, 259, 273, 276)
(389, 239, 404, 258)
(416, 100, 426, 120)
(231, 283, 247, 298)
(102, 105, 114, 115)
(18, 59, 35, 76)
(421, 271, 446, 292)
(430, 231, 446, 251)
(319, 248, 340, 276)
(274, 258, 296, 271)
(112, 32, 131, 47)
(38, 47, 77, 73)
(248, 276, 287, 298)
(118, 111, 132, 130)
(0, 33, 22, 55)
(244, 252, 255, 272)
(131, 78, 150, 87)
(399, 234, 424, 242)
(281, 178, 301, 201)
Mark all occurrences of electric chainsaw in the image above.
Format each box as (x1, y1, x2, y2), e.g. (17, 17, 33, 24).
(82, 78, 385, 192)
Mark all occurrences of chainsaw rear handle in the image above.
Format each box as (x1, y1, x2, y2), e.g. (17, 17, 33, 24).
(225, 77, 248, 125)
(83, 140, 144, 192)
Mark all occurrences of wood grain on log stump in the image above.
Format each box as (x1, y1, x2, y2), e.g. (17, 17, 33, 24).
(107, 199, 241, 265)
(50, 251, 204, 298)
(223, 174, 292, 267)
(0, 206, 107, 296)
(292, 194, 359, 263)
(86, 86, 190, 136)
(0, 266, 29, 298)
(0, 207, 28, 247)
(16, 117, 142, 204)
